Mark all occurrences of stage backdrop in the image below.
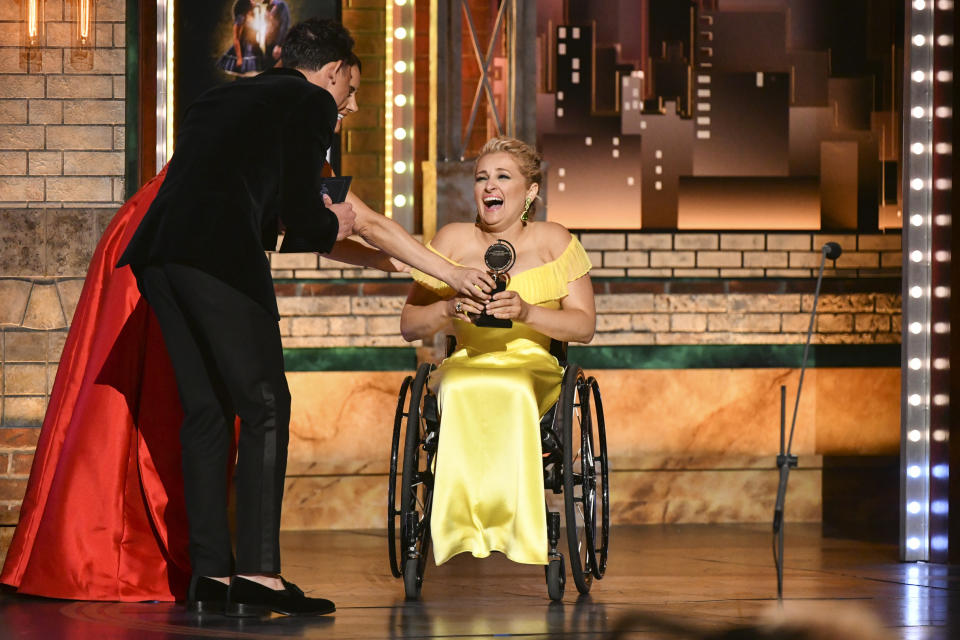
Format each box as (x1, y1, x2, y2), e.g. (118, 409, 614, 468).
(172, 0, 341, 167)
(535, 0, 903, 232)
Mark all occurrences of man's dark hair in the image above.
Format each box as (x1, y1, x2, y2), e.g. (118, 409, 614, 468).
(347, 52, 362, 74)
(281, 18, 354, 71)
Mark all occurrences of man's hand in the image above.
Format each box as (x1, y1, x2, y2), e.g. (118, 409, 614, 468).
(446, 266, 495, 301)
(324, 194, 355, 241)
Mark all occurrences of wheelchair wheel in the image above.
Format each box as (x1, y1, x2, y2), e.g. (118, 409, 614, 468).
(558, 365, 596, 594)
(587, 376, 610, 579)
(545, 555, 565, 602)
(387, 362, 436, 598)
(388, 375, 413, 578)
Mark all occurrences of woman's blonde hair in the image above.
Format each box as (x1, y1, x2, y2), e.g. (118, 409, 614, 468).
(477, 136, 543, 219)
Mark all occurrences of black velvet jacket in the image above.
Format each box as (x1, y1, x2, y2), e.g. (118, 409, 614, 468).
(118, 68, 340, 319)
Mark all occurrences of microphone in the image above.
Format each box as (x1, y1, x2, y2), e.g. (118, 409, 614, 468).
(773, 241, 840, 598)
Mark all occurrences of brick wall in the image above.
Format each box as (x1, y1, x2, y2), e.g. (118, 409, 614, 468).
(342, 1, 386, 215)
(0, 0, 126, 207)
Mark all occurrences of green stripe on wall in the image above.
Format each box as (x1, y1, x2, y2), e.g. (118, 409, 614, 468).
(283, 344, 899, 371)
(284, 347, 418, 371)
(569, 344, 900, 369)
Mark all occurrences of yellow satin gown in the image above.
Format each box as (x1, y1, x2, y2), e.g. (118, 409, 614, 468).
(411, 237, 592, 566)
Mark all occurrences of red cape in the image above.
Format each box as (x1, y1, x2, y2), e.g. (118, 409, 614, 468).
(2, 169, 196, 601)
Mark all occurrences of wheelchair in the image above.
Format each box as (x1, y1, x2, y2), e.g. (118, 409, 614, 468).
(387, 339, 609, 601)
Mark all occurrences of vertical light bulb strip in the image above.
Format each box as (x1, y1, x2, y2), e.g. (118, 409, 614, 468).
(166, 0, 175, 162)
(156, 0, 168, 172)
(387, 0, 415, 229)
(156, 0, 175, 171)
(385, 3, 394, 219)
(901, 0, 935, 563)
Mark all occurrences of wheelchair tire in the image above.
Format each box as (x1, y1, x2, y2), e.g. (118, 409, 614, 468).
(387, 374, 413, 578)
(404, 553, 422, 599)
(587, 376, 610, 580)
(399, 363, 436, 597)
(546, 556, 565, 602)
(559, 365, 596, 595)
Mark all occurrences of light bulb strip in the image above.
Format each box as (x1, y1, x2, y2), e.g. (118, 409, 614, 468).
(386, 0, 415, 228)
(901, 0, 936, 563)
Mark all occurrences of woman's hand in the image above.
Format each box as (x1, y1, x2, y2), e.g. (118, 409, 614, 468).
(446, 295, 485, 321)
(484, 290, 529, 321)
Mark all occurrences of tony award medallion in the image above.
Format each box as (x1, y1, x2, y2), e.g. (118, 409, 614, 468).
(475, 239, 516, 328)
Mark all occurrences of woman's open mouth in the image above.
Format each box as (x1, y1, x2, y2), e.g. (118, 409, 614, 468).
(482, 195, 504, 211)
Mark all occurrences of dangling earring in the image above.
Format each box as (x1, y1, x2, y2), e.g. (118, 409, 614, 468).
(521, 197, 531, 223)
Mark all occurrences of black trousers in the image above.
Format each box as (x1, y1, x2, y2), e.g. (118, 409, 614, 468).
(138, 263, 290, 576)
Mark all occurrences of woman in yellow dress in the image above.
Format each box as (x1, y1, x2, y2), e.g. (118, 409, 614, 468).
(400, 136, 596, 566)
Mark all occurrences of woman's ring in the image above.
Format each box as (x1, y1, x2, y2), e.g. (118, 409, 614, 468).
(455, 301, 463, 314)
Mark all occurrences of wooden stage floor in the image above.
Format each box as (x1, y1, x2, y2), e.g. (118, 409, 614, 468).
(1, 524, 958, 639)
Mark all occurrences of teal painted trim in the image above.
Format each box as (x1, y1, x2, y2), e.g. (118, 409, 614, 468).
(282, 344, 899, 372)
(283, 347, 418, 371)
(567, 344, 900, 370)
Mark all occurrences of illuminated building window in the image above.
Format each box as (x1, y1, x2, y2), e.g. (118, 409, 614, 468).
(655, 150, 663, 159)
(558, 27, 566, 39)
(558, 168, 566, 177)
(698, 75, 711, 83)
(655, 165, 662, 174)
(572, 27, 580, 39)
(558, 43, 566, 55)
(572, 71, 580, 84)
(557, 90, 564, 101)
(612, 137, 620, 146)
(558, 182, 566, 192)
(697, 130, 711, 139)
(612, 149, 620, 158)
(556, 107, 564, 117)
(633, 88, 640, 98)
(640, 120, 647, 129)
(756, 72, 764, 87)
(627, 177, 635, 186)
(584, 136, 593, 146)
(697, 89, 711, 98)
(697, 116, 711, 125)
(697, 102, 711, 111)
(632, 100, 640, 109)
(572, 57, 580, 70)
(655, 181, 662, 191)
(623, 101, 631, 111)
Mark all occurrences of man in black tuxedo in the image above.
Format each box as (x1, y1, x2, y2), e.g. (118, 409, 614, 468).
(119, 19, 491, 617)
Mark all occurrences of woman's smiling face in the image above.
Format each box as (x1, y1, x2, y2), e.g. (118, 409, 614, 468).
(474, 152, 533, 230)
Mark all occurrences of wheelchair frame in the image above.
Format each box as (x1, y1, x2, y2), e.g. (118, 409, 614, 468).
(387, 340, 609, 601)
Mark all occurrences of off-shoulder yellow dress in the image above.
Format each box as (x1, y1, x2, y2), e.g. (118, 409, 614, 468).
(410, 237, 592, 566)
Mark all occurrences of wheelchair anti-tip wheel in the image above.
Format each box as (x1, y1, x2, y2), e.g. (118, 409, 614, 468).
(558, 365, 610, 594)
(387, 362, 437, 599)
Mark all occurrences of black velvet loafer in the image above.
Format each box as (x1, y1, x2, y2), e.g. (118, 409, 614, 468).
(186, 575, 228, 614)
(225, 576, 335, 617)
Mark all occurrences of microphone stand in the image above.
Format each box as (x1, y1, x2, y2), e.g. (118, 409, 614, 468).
(773, 242, 841, 600)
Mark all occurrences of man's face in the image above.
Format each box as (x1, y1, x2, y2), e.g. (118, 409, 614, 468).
(334, 65, 360, 133)
(327, 62, 353, 109)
